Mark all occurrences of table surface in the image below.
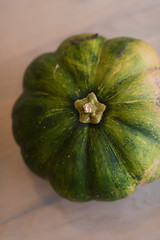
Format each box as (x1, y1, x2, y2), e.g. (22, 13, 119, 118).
(1, 0, 160, 239)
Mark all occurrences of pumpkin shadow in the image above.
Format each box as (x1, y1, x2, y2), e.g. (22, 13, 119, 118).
(32, 174, 160, 235)
(58, 182, 160, 227)
(5, 155, 160, 238)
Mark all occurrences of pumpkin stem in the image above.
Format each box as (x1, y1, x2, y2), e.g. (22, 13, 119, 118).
(74, 92, 106, 124)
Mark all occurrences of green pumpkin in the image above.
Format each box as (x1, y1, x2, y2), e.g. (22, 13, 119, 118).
(12, 33, 160, 201)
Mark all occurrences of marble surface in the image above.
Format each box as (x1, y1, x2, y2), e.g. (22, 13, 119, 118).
(1, 0, 160, 239)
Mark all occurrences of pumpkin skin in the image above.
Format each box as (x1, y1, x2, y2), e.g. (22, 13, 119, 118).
(12, 33, 160, 201)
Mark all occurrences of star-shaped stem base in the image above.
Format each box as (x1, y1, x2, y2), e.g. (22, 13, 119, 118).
(74, 92, 106, 124)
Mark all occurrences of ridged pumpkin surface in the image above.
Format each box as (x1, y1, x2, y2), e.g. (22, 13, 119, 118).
(12, 33, 160, 201)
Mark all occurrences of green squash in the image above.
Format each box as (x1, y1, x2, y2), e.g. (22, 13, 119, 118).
(12, 33, 160, 201)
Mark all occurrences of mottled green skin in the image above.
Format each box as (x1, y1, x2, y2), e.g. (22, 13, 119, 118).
(12, 33, 160, 201)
